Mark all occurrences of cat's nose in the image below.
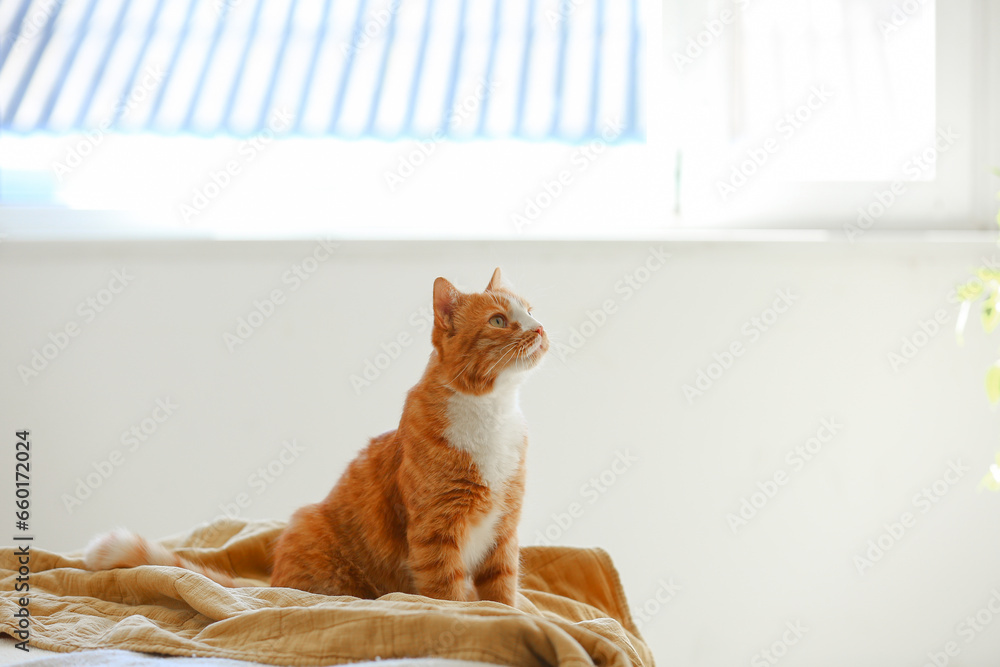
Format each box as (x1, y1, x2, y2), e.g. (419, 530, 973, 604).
(534, 325, 544, 335)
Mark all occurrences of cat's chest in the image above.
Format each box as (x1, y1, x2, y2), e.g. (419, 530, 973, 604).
(443, 388, 526, 488)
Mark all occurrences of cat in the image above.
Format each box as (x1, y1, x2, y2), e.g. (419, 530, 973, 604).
(84, 268, 548, 606)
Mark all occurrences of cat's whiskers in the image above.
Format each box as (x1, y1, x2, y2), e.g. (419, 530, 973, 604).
(483, 341, 521, 377)
(447, 340, 517, 387)
(514, 341, 529, 369)
(483, 340, 518, 365)
(445, 356, 477, 388)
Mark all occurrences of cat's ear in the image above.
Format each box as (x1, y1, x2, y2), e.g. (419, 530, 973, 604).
(486, 267, 505, 292)
(433, 277, 460, 330)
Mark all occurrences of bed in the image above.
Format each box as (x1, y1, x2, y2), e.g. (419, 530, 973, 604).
(0, 519, 653, 666)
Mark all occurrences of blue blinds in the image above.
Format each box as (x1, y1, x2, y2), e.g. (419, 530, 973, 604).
(0, 0, 643, 142)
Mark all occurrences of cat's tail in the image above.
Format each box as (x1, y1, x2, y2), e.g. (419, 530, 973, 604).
(83, 528, 237, 587)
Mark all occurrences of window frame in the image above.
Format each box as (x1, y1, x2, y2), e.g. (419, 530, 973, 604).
(664, 0, 1000, 234)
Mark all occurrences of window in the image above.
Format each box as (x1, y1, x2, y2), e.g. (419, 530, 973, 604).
(1, 0, 995, 239)
(665, 0, 998, 232)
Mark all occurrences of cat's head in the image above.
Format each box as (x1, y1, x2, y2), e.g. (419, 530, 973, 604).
(431, 268, 548, 394)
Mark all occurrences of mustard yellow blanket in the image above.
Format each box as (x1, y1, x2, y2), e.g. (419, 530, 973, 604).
(0, 519, 654, 666)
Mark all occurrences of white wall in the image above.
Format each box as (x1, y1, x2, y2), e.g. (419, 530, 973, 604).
(3, 238, 1000, 665)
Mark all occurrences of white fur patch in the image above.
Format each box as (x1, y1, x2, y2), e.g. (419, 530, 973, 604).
(444, 378, 526, 488)
(509, 300, 541, 332)
(84, 528, 180, 570)
(446, 339, 532, 576)
(461, 505, 503, 573)
(83, 529, 140, 570)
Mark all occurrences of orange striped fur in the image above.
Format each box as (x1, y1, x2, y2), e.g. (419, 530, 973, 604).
(85, 269, 547, 606)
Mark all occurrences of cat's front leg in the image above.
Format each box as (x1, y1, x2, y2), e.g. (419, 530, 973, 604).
(406, 522, 472, 602)
(473, 520, 519, 606)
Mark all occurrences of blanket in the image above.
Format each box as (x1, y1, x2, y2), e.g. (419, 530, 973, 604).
(0, 519, 654, 666)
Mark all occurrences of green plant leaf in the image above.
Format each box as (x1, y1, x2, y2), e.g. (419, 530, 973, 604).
(979, 472, 998, 492)
(978, 472, 1000, 492)
(984, 293, 1000, 333)
(976, 269, 1000, 283)
(980, 461, 1000, 492)
(957, 280, 985, 302)
(986, 362, 1000, 405)
(985, 308, 1000, 333)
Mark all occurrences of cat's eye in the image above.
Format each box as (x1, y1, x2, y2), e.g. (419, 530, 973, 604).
(489, 315, 507, 328)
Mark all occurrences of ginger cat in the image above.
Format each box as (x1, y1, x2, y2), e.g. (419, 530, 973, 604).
(85, 268, 548, 606)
